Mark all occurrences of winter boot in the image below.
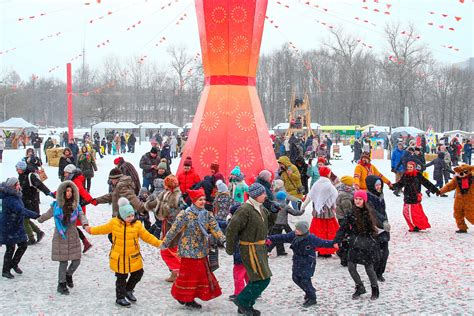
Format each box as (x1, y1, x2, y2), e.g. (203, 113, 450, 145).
(185, 300, 202, 309)
(377, 275, 385, 282)
(57, 282, 70, 295)
(66, 274, 74, 288)
(116, 298, 131, 307)
(371, 286, 380, 300)
(2, 270, 14, 279)
(455, 229, 467, 233)
(165, 270, 178, 282)
(126, 291, 137, 302)
(352, 284, 366, 299)
(302, 298, 317, 307)
(36, 231, 45, 243)
(27, 237, 36, 245)
(12, 266, 23, 274)
(82, 238, 93, 253)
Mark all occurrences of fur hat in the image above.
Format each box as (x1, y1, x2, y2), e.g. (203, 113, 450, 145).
(216, 180, 229, 193)
(318, 166, 331, 178)
(258, 170, 272, 182)
(114, 157, 124, 165)
(15, 161, 27, 171)
(248, 183, 266, 199)
(150, 147, 159, 154)
(340, 175, 354, 186)
(361, 152, 371, 161)
(5, 177, 19, 187)
(188, 188, 206, 203)
(295, 221, 309, 234)
(118, 197, 135, 220)
(210, 163, 219, 173)
(109, 168, 122, 179)
(164, 175, 179, 189)
(183, 156, 193, 167)
(354, 190, 368, 203)
(64, 164, 76, 174)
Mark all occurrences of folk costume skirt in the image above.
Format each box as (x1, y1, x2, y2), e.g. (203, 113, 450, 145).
(309, 217, 339, 255)
(403, 203, 431, 231)
(171, 257, 222, 302)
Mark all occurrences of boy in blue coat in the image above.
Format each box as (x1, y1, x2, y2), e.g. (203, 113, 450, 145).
(267, 221, 335, 307)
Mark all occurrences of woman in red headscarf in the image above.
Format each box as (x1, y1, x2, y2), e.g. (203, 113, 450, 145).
(392, 161, 440, 232)
(302, 166, 339, 257)
(161, 188, 225, 309)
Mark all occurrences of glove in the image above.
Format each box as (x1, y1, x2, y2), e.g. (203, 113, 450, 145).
(91, 199, 98, 206)
(265, 239, 272, 246)
(49, 192, 56, 198)
(383, 221, 391, 232)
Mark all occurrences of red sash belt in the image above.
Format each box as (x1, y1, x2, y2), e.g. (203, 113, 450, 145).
(205, 75, 256, 86)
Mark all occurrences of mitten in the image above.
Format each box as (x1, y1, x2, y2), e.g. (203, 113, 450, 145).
(265, 239, 272, 246)
(49, 192, 56, 198)
(383, 221, 391, 232)
(91, 199, 98, 206)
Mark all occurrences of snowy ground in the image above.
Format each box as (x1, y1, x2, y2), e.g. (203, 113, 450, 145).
(0, 140, 473, 315)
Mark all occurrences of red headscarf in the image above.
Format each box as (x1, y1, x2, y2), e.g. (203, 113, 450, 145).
(187, 188, 205, 203)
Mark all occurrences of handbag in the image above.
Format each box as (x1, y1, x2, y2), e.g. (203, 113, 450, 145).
(38, 168, 48, 182)
(208, 245, 219, 272)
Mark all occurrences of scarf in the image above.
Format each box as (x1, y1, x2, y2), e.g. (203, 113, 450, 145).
(405, 170, 419, 177)
(247, 197, 264, 221)
(188, 204, 209, 238)
(53, 201, 79, 239)
(309, 177, 338, 215)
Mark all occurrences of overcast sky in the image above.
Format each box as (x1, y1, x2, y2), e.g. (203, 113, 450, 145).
(0, 0, 472, 80)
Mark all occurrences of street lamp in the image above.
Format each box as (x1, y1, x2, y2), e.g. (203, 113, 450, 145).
(3, 92, 17, 121)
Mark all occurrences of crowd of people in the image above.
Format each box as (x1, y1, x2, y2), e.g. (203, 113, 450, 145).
(0, 131, 472, 315)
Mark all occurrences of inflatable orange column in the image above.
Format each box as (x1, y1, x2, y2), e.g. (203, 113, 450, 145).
(179, 0, 277, 180)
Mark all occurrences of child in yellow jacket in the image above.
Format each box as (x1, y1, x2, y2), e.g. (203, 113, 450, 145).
(85, 197, 162, 307)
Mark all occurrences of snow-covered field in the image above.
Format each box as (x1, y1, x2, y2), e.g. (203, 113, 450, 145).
(0, 141, 473, 315)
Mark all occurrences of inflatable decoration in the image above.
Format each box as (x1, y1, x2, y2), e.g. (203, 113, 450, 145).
(179, 0, 277, 179)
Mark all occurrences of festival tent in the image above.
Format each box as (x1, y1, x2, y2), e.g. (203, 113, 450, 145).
(139, 122, 160, 140)
(273, 122, 320, 132)
(319, 125, 360, 136)
(156, 122, 180, 130)
(362, 125, 390, 134)
(0, 117, 38, 131)
(117, 122, 139, 130)
(392, 126, 425, 136)
(91, 122, 120, 139)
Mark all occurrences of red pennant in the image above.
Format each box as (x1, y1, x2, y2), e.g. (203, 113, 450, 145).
(455, 16, 462, 21)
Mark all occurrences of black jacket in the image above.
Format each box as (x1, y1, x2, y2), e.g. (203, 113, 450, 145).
(366, 175, 390, 242)
(139, 152, 161, 179)
(425, 152, 453, 183)
(18, 167, 51, 213)
(58, 155, 75, 178)
(392, 171, 439, 204)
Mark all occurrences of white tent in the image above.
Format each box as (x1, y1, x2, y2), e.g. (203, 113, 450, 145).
(183, 122, 193, 129)
(363, 125, 390, 134)
(157, 122, 180, 130)
(91, 122, 120, 129)
(116, 122, 139, 130)
(0, 117, 37, 130)
(392, 126, 425, 136)
(139, 122, 160, 129)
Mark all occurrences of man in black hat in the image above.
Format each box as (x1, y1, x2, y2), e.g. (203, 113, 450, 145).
(139, 147, 161, 192)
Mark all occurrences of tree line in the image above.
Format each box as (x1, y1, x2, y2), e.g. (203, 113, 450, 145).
(1, 23, 472, 132)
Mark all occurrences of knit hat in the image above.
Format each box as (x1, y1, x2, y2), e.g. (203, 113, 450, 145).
(210, 163, 219, 173)
(183, 156, 193, 167)
(188, 188, 206, 203)
(353, 190, 368, 202)
(361, 152, 371, 161)
(319, 166, 331, 178)
(138, 187, 149, 196)
(109, 168, 122, 179)
(216, 180, 229, 193)
(5, 177, 19, 187)
(15, 161, 27, 171)
(317, 156, 327, 164)
(114, 157, 124, 165)
(158, 162, 167, 170)
(214, 173, 225, 183)
(275, 191, 287, 201)
(164, 175, 179, 189)
(248, 183, 266, 199)
(150, 147, 159, 154)
(273, 179, 284, 190)
(295, 221, 310, 234)
(64, 164, 76, 174)
(258, 170, 272, 182)
(118, 197, 135, 220)
(230, 166, 241, 176)
(340, 175, 354, 186)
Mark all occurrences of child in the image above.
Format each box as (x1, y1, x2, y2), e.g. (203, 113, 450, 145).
(267, 221, 335, 307)
(85, 197, 162, 307)
(229, 166, 248, 203)
(334, 190, 379, 300)
(138, 187, 151, 230)
(38, 181, 88, 295)
(306, 158, 320, 189)
(335, 176, 355, 266)
(365, 176, 390, 282)
(267, 191, 305, 256)
(213, 180, 234, 232)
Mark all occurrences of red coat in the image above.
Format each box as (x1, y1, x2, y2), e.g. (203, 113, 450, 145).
(177, 167, 201, 195)
(71, 173, 94, 226)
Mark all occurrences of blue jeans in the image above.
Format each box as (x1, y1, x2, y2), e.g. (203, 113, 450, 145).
(142, 177, 154, 191)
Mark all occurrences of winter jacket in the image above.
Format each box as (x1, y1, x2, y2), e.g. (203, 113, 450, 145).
(67, 170, 94, 224)
(365, 175, 390, 242)
(295, 157, 309, 189)
(439, 166, 474, 214)
(117, 161, 141, 195)
(145, 187, 186, 231)
(77, 151, 97, 178)
(162, 205, 224, 259)
(95, 175, 145, 217)
(277, 156, 303, 199)
(212, 193, 235, 221)
(353, 140, 362, 161)
(275, 203, 304, 225)
(353, 162, 391, 190)
(335, 184, 354, 220)
(32, 135, 42, 149)
(90, 217, 162, 274)
(425, 153, 452, 183)
(0, 184, 39, 245)
(23, 155, 42, 171)
(410, 153, 426, 171)
(392, 170, 439, 204)
(191, 176, 216, 210)
(463, 143, 472, 157)
(268, 231, 334, 278)
(334, 206, 378, 265)
(226, 200, 277, 281)
(18, 167, 52, 213)
(306, 165, 320, 188)
(391, 148, 406, 172)
(58, 155, 76, 178)
(139, 152, 161, 179)
(38, 181, 88, 261)
(229, 180, 248, 203)
(177, 167, 201, 197)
